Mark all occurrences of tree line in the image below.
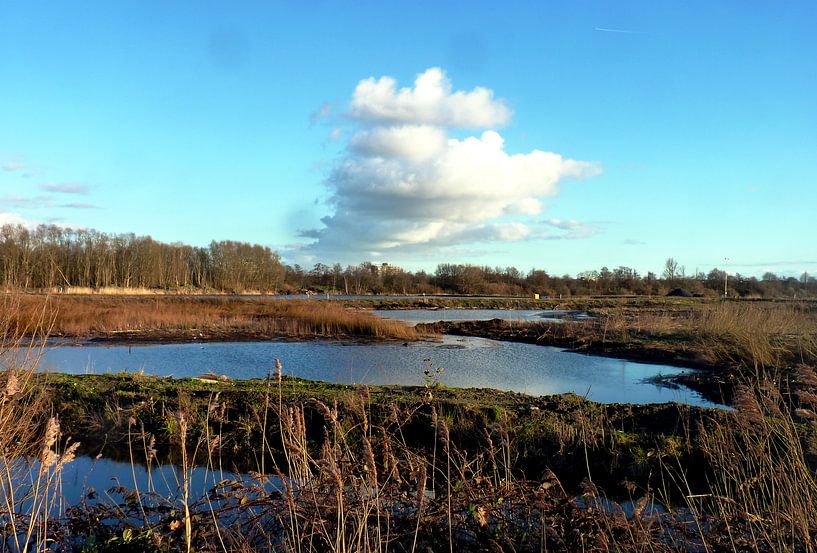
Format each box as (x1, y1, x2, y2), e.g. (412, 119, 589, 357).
(0, 224, 285, 291)
(1, 224, 815, 297)
(286, 259, 817, 298)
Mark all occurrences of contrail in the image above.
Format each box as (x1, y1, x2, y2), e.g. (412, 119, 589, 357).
(594, 27, 640, 34)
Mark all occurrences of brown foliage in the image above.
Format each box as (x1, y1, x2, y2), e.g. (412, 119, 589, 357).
(5, 294, 428, 342)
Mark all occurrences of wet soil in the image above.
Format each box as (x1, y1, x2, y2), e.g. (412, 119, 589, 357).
(43, 372, 731, 499)
(417, 319, 739, 405)
(74, 328, 396, 345)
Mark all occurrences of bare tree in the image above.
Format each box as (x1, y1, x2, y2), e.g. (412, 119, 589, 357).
(662, 258, 679, 281)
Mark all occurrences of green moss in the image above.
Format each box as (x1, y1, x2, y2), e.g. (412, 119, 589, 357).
(33, 371, 730, 498)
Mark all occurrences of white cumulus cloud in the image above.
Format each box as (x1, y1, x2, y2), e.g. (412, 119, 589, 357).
(349, 67, 512, 128)
(297, 68, 601, 260)
(349, 125, 447, 163)
(0, 212, 33, 227)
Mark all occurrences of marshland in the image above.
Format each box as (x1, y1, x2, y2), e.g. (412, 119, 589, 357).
(2, 292, 817, 551)
(6, 3, 817, 550)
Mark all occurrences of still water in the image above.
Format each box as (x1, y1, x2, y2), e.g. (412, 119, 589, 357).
(36, 336, 716, 407)
(11, 454, 263, 512)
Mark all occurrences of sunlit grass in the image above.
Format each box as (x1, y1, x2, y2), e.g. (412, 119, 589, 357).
(2, 295, 817, 550)
(6, 294, 429, 342)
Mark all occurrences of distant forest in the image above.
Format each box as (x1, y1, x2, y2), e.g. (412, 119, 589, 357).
(1, 224, 815, 298)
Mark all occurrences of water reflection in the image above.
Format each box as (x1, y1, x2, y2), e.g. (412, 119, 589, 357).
(35, 336, 718, 407)
(59, 455, 251, 506)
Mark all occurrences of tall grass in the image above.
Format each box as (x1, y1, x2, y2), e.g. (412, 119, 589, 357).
(47, 286, 178, 296)
(0, 295, 79, 552)
(7, 294, 427, 342)
(478, 300, 817, 372)
(685, 372, 817, 551)
(695, 302, 817, 369)
(51, 364, 814, 552)
(2, 295, 817, 550)
(67, 380, 621, 551)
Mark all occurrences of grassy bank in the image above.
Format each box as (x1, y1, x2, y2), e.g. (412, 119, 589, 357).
(421, 301, 817, 402)
(5, 294, 428, 342)
(3, 297, 817, 551)
(44, 372, 723, 490)
(6, 369, 817, 552)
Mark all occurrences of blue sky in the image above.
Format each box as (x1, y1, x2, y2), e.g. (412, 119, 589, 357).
(1, 1, 815, 277)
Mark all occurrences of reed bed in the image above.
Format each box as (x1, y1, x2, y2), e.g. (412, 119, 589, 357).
(484, 300, 817, 371)
(52, 365, 817, 552)
(602, 301, 817, 368)
(5, 294, 425, 342)
(0, 295, 80, 552)
(694, 302, 817, 369)
(2, 296, 817, 550)
(46, 286, 177, 296)
(685, 369, 817, 551)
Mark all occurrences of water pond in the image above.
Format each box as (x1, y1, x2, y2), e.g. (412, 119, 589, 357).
(42, 455, 674, 518)
(10, 455, 270, 516)
(35, 336, 717, 407)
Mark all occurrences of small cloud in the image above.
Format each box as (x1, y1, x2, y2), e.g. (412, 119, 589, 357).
(542, 219, 599, 239)
(40, 182, 90, 195)
(624, 238, 646, 246)
(0, 195, 53, 208)
(58, 202, 100, 209)
(298, 228, 322, 239)
(0, 212, 33, 227)
(309, 102, 332, 126)
(1, 162, 26, 172)
(544, 218, 582, 231)
(328, 127, 343, 142)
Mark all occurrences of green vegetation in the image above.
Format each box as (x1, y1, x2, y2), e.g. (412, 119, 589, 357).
(6, 368, 817, 551)
(422, 300, 817, 403)
(2, 293, 817, 551)
(42, 372, 717, 483)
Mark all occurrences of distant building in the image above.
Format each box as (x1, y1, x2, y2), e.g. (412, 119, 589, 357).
(376, 262, 401, 276)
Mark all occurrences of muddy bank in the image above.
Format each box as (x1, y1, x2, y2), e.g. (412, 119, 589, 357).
(344, 295, 711, 311)
(416, 319, 714, 369)
(418, 319, 738, 404)
(43, 372, 733, 500)
(75, 327, 409, 345)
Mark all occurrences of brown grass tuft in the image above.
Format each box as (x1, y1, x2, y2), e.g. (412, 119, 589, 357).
(6, 294, 430, 342)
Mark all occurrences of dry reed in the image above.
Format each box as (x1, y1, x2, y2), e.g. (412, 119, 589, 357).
(695, 301, 817, 369)
(6, 294, 427, 342)
(0, 294, 79, 552)
(3, 295, 817, 551)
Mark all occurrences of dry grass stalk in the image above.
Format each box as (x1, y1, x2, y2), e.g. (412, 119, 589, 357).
(0, 294, 78, 552)
(8, 294, 429, 342)
(4, 293, 817, 551)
